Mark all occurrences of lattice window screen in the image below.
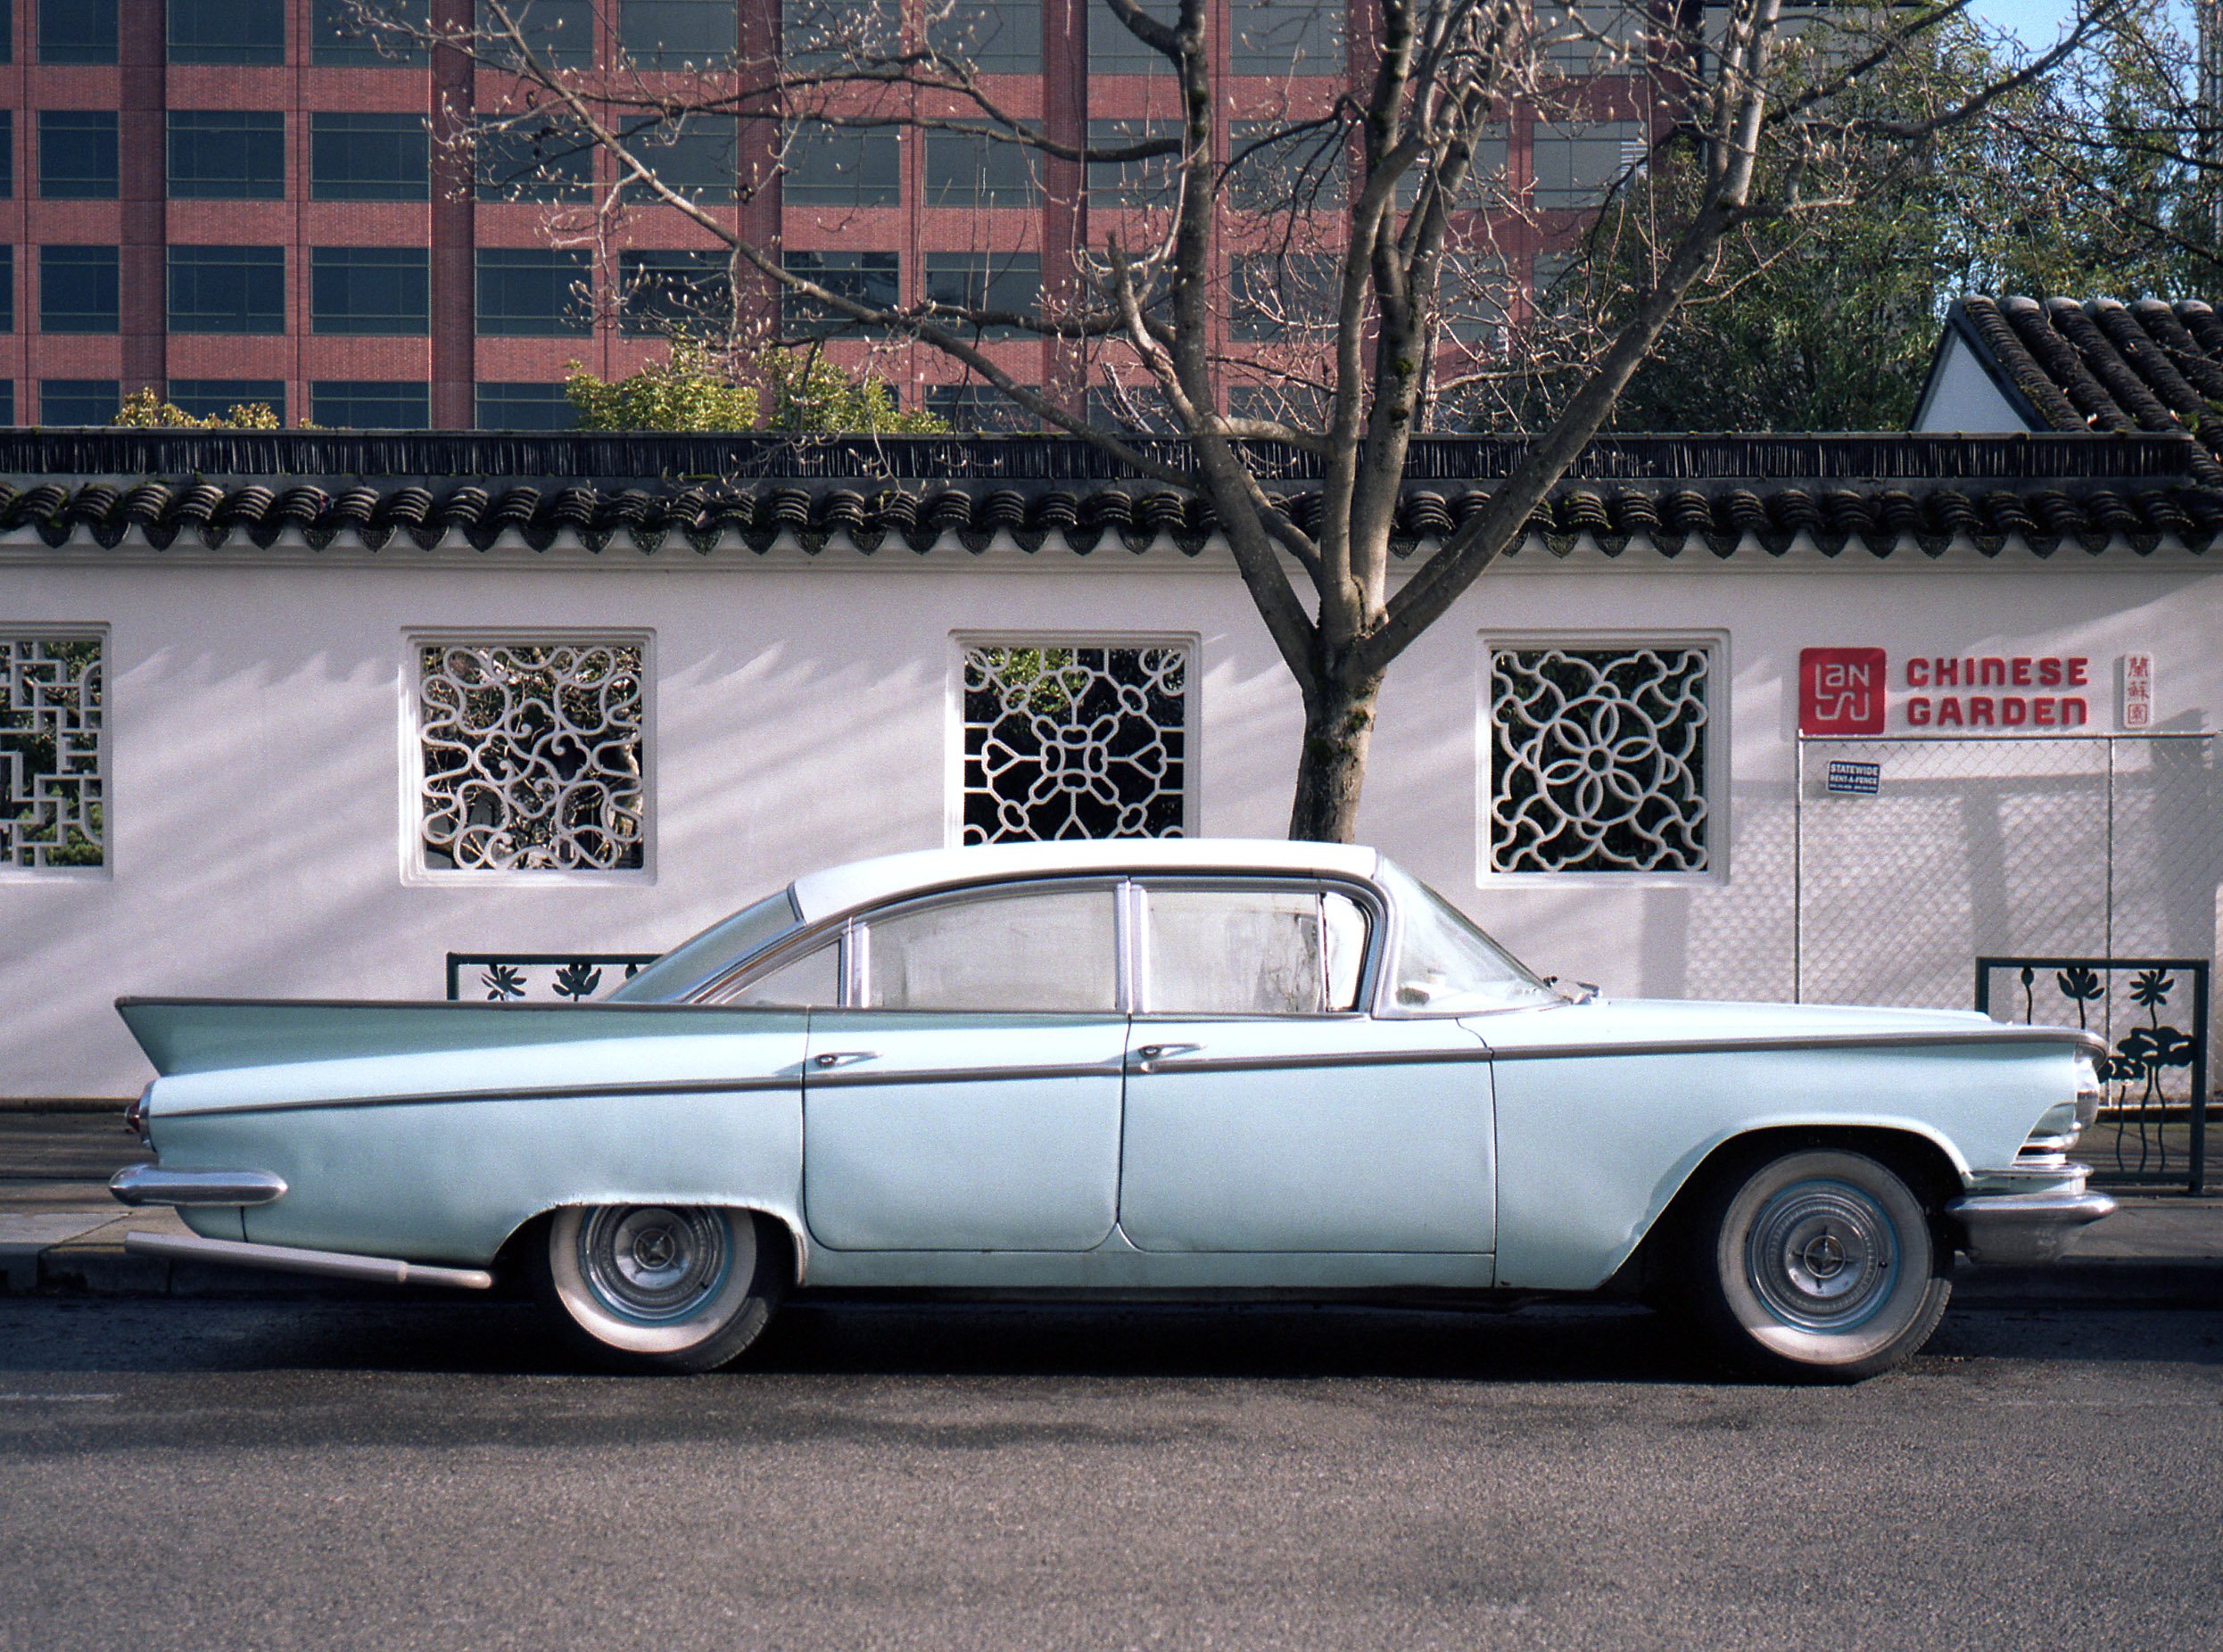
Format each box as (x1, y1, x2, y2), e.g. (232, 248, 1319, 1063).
(417, 640, 646, 871)
(1488, 644, 1710, 872)
(2, 637, 103, 871)
(962, 643, 1189, 842)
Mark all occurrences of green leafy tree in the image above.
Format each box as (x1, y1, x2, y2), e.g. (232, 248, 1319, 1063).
(566, 336, 946, 433)
(109, 389, 287, 430)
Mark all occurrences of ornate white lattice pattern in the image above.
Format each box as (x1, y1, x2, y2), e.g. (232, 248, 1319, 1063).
(1489, 645, 1710, 872)
(962, 644, 1188, 842)
(418, 641, 646, 871)
(2, 637, 103, 870)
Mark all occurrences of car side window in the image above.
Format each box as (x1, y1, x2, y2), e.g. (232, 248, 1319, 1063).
(1143, 887, 1369, 1015)
(713, 941, 841, 1007)
(860, 888, 1119, 1012)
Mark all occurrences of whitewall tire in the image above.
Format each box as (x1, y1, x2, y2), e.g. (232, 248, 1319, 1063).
(1686, 1148, 1951, 1383)
(533, 1204, 781, 1374)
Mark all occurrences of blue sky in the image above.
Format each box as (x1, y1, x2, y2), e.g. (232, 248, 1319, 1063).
(1969, 0, 2078, 46)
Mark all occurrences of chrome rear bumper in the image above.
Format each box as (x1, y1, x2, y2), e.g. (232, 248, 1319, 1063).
(111, 1165, 287, 1207)
(1947, 1176, 2118, 1266)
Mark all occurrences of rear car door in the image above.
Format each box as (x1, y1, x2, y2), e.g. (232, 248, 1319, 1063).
(1115, 880, 1496, 1253)
(802, 880, 1128, 1251)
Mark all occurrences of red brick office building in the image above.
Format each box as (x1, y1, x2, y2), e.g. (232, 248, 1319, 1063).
(0, 0, 1668, 427)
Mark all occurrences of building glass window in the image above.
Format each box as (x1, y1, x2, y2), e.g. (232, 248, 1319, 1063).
(312, 0, 427, 64)
(38, 379, 120, 422)
(923, 253, 1038, 340)
(40, 246, 118, 333)
(1, 635, 103, 871)
(1087, 0, 1174, 73)
(310, 380, 430, 426)
(311, 247, 431, 334)
(960, 642, 1189, 841)
(169, 0, 285, 63)
(618, 115, 737, 202)
(38, 112, 117, 200)
(477, 0, 595, 68)
(1086, 118, 1178, 209)
(0, 112, 14, 198)
(1229, 0, 1343, 75)
(169, 112, 286, 200)
(1486, 643, 1713, 873)
(922, 128, 1040, 208)
(1437, 247, 1513, 344)
(1083, 383, 1178, 434)
(476, 248, 591, 335)
(1227, 120, 1345, 215)
(0, 0, 12, 65)
(169, 378, 286, 420)
(782, 120, 900, 207)
(620, 0, 733, 67)
(0, 384, 15, 425)
(1541, 2, 1646, 70)
(1228, 252, 1337, 341)
(475, 122, 596, 202)
(38, 0, 116, 63)
(1533, 120, 1648, 207)
(924, 0, 1038, 73)
(0, 247, 12, 333)
(781, 0, 898, 70)
(1393, 123, 1509, 211)
(618, 250, 732, 335)
(476, 382, 576, 430)
(779, 250, 897, 335)
(311, 113, 429, 201)
(417, 640, 648, 873)
(925, 384, 1038, 431)
(169, 245, 286, 334)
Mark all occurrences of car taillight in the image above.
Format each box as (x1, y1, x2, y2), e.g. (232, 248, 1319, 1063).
(124, 1082, 151, 1142)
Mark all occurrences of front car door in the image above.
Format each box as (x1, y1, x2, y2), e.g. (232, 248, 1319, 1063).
(1116, 878, 1499, 1253)
(800, 880, 1128, 1251)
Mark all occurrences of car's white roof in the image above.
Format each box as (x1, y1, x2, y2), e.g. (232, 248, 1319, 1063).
(789, 838, 1384, 923)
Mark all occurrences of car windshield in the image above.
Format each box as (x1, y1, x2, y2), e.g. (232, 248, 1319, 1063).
(1376, 860, 1559, 1013)
(606, 888, 805, 1003)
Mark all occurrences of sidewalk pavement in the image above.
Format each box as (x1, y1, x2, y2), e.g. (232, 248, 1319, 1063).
(3, 1111, 2219, 1304)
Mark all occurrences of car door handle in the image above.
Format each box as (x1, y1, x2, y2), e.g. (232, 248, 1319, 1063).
(1132, 1042, 1202, 1068)
(812, 1050, 880, 1069)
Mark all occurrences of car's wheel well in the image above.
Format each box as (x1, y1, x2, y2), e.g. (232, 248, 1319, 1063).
(1607, 1126, 1962, 1303)
(494, 1202, 804, 1290)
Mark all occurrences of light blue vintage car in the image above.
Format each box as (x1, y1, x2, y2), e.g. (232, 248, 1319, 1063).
(113, 840, 2114, 1381)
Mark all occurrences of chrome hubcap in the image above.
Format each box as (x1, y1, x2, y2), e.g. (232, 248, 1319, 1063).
(579, 1206, 731, 1324)
(1746, 1179, 1898, 1332)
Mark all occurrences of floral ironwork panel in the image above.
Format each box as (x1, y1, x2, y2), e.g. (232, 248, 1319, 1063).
(962, 644, 1188, 842)
(418, 641, 647, 871)
(1489, 645, 1710, 872)
(2, 637, 103, 871)
(444, 954, 659, 1001)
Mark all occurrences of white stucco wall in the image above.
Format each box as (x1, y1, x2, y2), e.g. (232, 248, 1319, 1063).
(3, 530, 2219, 1096)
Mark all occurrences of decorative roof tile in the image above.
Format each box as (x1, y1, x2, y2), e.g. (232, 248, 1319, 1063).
(1946, 296, 2223, 482)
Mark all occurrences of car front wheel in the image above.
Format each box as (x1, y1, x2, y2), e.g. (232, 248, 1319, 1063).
(532, 1204, 782, 1374)
(1685, 1147, 1951, 1383)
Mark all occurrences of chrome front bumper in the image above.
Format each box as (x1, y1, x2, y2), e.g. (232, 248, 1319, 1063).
(111, 1165, 287, 1208)
(1947, 1169, 2118, 1266)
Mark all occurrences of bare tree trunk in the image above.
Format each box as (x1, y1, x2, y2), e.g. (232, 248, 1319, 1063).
(1288, 665, 1384, 842)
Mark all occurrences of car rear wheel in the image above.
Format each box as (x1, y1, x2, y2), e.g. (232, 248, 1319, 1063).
(1684, 1147, 1950, 1384)
(532, 1204, 782, 1374)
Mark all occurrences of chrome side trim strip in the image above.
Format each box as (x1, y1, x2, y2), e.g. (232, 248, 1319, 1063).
(808, 1059, 1128, 1089)
(110, 1165, 288, 1207)
(1482, 1026, 2108, 1062)
(1131, 1048, 1488, 1078)
(122, 1230, 494, 1290)
(159, 1072, 801, 1120)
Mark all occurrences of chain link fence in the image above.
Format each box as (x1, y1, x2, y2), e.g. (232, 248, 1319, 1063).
(1795, 734, 2219, 1190)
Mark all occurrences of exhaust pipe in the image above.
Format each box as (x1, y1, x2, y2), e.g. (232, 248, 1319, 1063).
(124, 1231, 494, 1291)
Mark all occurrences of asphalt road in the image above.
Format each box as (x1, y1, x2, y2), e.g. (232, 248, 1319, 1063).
(1, 1297, 2218, 1652)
